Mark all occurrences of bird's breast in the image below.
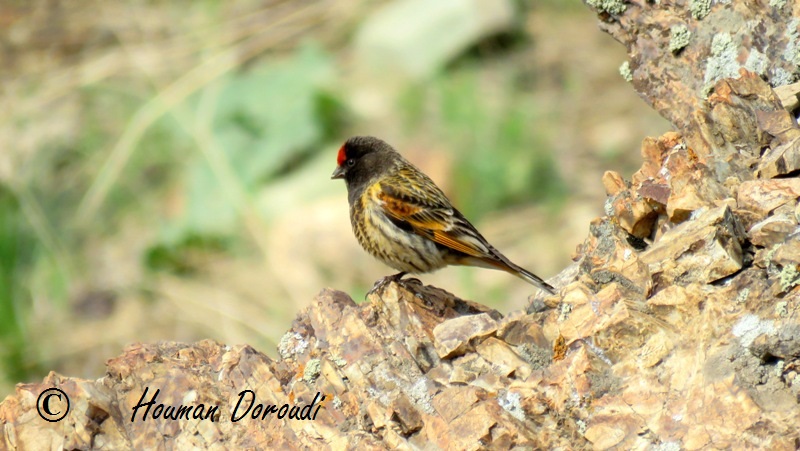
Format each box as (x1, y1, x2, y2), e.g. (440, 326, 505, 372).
(349, 193, 444, 273)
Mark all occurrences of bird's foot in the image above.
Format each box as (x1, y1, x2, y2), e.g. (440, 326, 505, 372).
(366, 272, 407, 299)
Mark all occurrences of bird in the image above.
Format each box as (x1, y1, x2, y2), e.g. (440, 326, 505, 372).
(331, 136, 555, 296)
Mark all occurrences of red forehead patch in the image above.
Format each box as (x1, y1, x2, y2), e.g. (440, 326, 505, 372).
(336, 145, 346, 166)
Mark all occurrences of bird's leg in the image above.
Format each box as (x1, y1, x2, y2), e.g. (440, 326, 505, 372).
(366, 272, 407, 299)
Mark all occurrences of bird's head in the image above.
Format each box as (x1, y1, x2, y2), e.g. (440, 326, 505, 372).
(331, 136, 396, 188)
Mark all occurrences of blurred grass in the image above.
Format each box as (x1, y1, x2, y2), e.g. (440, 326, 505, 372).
(399, 67, 567, 220)
(0, 0, 343, 389)
(0, 187, 43, 383)
(0, 0, 668, 393)
(146, 44, 346, 272)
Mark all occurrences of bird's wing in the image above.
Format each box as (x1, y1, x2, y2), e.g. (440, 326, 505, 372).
(367, 163, 555, 293)
(372, 166, 491, 258)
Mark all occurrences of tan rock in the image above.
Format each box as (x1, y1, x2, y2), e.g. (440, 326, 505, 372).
(475, 337, 532, 379)
(647, 285, 690, 306)
(389, 394, 422, 435)
(432, 313, 498, 359)
(602, 170, 627, 196)
(470, 372, 506, 394)
(577, 217, 653, 292)
(640, 206, 745, 284)
(584, 422, 627, 450)
(583, 393, 645, 450)
(638, 331, 674, 368)
(748, 213, 797, 247)
(638, 179, 671, 206)
(448, 353, 491, 385)
(666, 168, 731, 222)
(497, 315, 549, 349)
(774, 81, 800, 112)
(539, 346, 592, 413)
(432, 386, 480, 423)
(757, 134, 800, 179)
(610, 189, 658, 238)
(633, 132, 682, 184)
(447, 403, 497, 451)
(737, 178, 800, 217)
(366, 401, 389, 429)
(772, 235, 800, 268)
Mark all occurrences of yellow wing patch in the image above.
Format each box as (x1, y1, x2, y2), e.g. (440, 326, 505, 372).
(377, 189, 420, 218)
(431, 230, 483, 257)
(372, 180, 487, 258)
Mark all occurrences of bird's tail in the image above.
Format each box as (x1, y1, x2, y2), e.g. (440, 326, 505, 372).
(511, 264, 556, 295)
(467, 255, 556, 294)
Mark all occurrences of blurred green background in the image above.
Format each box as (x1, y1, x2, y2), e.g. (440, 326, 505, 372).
(0, 0, 667, 395)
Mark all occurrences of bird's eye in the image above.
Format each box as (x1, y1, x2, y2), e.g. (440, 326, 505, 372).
(346, 158, 356, 167)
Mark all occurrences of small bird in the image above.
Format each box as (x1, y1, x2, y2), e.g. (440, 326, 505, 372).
(331, 136, 555, 295)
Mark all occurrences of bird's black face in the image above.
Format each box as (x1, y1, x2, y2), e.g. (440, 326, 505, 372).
(331, 136, 394, 190)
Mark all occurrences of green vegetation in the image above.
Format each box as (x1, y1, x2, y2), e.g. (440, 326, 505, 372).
(399, 68, 567, 220)
(0, 188, 43, 383)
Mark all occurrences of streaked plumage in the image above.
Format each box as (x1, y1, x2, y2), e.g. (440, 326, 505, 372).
(331, 136, 555, 295)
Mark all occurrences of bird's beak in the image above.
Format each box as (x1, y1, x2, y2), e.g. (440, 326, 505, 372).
(331, 166, 346, 180)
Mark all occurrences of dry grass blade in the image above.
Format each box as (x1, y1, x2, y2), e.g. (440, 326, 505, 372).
(76, 2, 331, 223)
